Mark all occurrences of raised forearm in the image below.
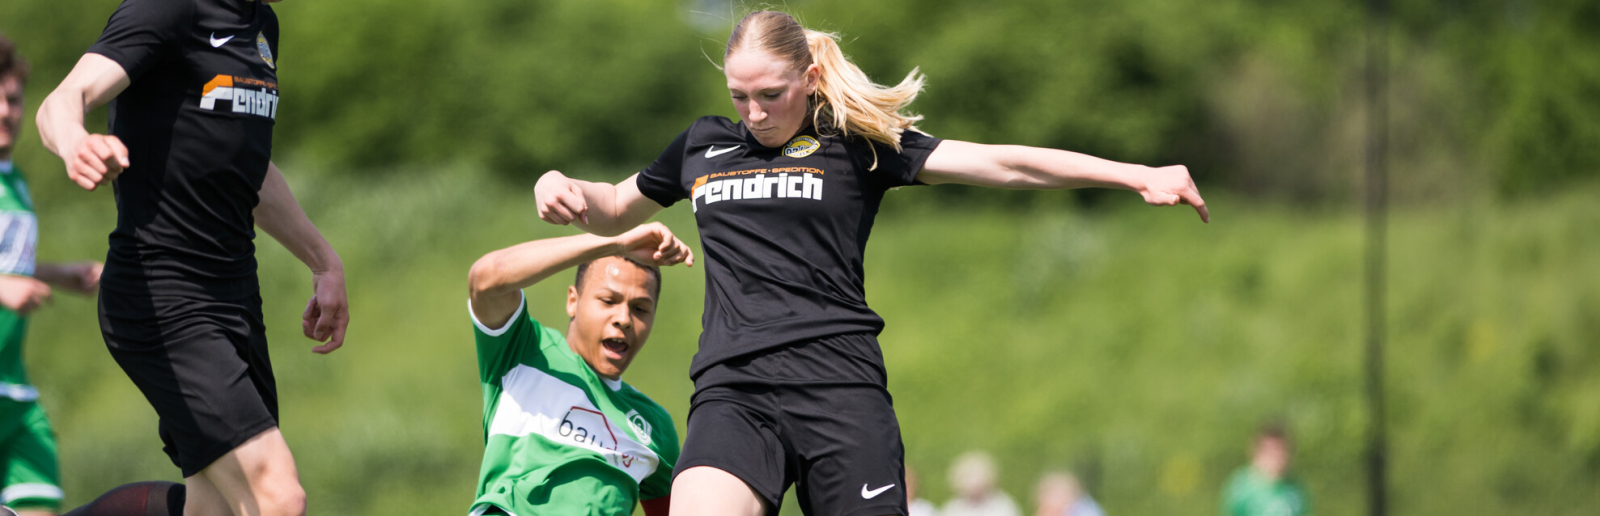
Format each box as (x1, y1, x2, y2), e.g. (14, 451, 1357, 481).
(568, 179, 634, 236)
(535, 171, 661, 237)
(37, 54, 129, 160)
(468, 233, 619, 298)
(36, 87, 92, 160)
(255, 163, 340, 273)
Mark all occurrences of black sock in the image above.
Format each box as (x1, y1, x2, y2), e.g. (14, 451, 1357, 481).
(61, 481, 185, 516)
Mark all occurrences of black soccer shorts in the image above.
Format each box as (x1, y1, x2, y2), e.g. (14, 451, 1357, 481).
(675, 382, 908, 516)
(99, 291, 280, 478)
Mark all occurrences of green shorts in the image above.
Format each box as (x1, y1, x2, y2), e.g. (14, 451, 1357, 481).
(0, 399, 61, 511)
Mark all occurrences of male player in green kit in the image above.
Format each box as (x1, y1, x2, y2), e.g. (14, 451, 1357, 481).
(466, 222, 692, 516)
(0, 35, 104, 516)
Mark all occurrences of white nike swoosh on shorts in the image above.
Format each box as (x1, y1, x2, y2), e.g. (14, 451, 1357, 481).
(705, 145, 740, 158)
(861, 483, 895, 499)
(210, 33, 235, 47)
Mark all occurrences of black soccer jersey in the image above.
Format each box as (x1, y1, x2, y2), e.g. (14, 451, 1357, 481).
(88, 0, 279, 300)
(635, 116, 942, 380)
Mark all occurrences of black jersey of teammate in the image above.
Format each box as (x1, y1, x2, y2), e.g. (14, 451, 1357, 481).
(636, 116, 942, 379)
(88, 0, 279, 300)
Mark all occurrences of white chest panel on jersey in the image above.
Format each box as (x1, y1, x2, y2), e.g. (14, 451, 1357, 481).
(488, 364, 660, 483)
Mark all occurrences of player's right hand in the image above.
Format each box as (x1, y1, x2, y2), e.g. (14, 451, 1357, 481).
(534, 170, 589, 226)
(66, 134, 129, 191)
(615, 222, 694, 267)
(0, 275, 52, 315)
(302, 268, 349, 354)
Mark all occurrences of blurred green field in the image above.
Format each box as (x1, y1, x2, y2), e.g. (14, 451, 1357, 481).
(16, 168, 1598, 515)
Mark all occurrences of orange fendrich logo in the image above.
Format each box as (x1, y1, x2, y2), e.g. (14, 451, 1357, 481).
(200, 75, 278, 119)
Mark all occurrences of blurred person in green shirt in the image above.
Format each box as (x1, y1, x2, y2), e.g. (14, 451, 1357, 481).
(1221, 424, 1308, 516)
(0, 34, 103, 516)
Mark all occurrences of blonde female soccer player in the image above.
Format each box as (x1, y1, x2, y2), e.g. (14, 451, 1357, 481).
(534, 11, 1207, 515)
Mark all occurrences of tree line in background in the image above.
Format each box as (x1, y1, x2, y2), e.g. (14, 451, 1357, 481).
(5, 0, 1598, 201)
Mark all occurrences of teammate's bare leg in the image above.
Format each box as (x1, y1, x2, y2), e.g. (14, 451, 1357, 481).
(184, 429, 304, 516)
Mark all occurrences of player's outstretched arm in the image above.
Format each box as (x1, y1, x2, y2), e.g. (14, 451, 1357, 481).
(919, 140, 1209, 223)
(34, 262, 103, 295)
(36, 54, 131, 192)
(533, 172, 664, 237)
(255, 162, 348, 354)
(469, 222, 693, 329)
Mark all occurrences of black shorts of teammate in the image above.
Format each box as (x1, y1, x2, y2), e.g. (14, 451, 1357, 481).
(675, 334, 907, 516)
(98, 290, 279, 478)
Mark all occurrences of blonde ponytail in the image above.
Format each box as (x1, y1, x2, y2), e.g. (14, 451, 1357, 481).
(727, 11, 927, 167)
(804, 30, 926, 154)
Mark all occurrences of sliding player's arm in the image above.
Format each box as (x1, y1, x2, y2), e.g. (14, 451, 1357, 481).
(36, 54, 130, 192)
(919, 140, 1209, 223)
(533, 172, 664, 237)
(468, 222, 692, 329)
(256, 162, 348, 354)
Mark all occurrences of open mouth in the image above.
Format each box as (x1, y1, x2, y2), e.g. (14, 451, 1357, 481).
(601, 338, 630, 358)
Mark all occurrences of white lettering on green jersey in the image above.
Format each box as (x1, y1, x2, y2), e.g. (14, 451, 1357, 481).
(487, 364, 661, 482)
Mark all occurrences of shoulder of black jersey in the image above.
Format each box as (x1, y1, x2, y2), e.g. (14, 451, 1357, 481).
(138, 0, 201, 22)
(688, 116, 743, 140)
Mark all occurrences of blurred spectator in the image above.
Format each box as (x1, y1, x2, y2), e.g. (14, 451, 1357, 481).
(907, 466, 939, 516)
(1034, 471, 1105, 516)
(942, 451, 1020, 516)
(1221, 424, 1308, 516)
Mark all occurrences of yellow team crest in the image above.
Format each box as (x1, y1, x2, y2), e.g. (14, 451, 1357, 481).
(783, 135, 820, 158)
(256, 32, 275, 69)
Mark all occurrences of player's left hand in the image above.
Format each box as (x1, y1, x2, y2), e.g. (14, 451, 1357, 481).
(1138, 164, 1209, 223)
(302, 269, 349, 354)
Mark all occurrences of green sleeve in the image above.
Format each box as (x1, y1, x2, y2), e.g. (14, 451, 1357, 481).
(471, 292, 545, 384)
(637, 403, 681, 500)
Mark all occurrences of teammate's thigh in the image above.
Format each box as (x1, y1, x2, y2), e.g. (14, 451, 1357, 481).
(670, 466, 765, 516)
(182, 474, 230, 516)
(674, 386, 787, 512)
(190, 427, 304, 516)
(783, 385, 907, 516)
(1, 403, 63, 515)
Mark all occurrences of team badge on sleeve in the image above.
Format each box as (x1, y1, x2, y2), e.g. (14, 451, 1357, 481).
(256, 32, 275, 69)
(783, 135, 820, 158)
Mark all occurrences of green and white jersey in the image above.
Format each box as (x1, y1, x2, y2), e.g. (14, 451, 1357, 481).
(0, 161, 38, 401)
(1221, 467, 1309, 516)
(469, 292, 679, 516)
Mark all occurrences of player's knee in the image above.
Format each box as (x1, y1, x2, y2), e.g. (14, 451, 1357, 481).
(255, 478, 306, 516)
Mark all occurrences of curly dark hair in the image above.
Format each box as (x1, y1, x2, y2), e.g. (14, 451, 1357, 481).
(0, 34, 28, 84)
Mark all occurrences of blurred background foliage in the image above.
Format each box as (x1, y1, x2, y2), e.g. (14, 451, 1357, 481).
(1, 0, 1597, 515)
